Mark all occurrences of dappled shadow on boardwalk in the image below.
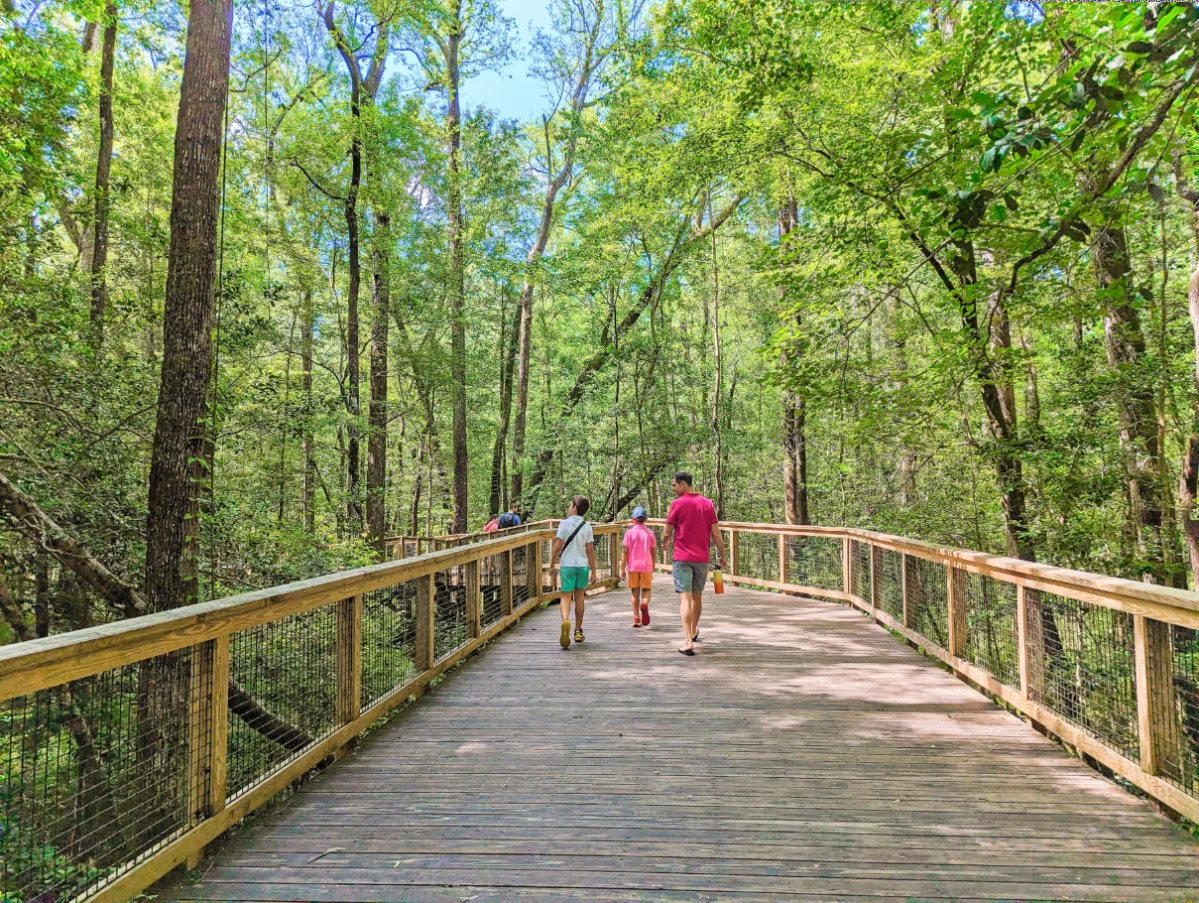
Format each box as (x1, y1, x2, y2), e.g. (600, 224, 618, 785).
(160, 575, 1199, 902)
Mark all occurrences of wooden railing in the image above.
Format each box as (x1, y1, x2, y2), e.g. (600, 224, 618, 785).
(0, 524, 623, 903)
(640, 518, 1199, 823)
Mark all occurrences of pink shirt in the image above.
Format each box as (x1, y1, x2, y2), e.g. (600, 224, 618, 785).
(667, 493, 717, 563)
(622, 523, 657, 572)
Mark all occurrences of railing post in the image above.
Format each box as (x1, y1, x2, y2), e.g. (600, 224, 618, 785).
(527, 541, 541, 603)
(610, 527, 621, 584)
(1016, 585, 1030, 698)
(336, 595, 363, 730)
(414, 574, 433, 671)
(901, 553, 912, 628)
(778, 534, 788, 584)
(946, 563, 966, 659)
(186, 634, 229, 869)
(500, 549, 513, 617)
(730, 529, 740, 577)
(1134, 615, 1179, 775)
(869, 544, 879, 610)
(1021, 587, 1045, 702)
(466, 559, 481, 638)
(842, 536, 851, 596)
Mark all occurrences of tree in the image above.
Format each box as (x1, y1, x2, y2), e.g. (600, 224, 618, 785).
(143, 0, 234, 613)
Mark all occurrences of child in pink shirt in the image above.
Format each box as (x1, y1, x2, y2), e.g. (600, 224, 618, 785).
(622, 506, 657, 626)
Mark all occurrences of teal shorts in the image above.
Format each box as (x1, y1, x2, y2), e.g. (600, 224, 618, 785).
(560, 566, 590, 592)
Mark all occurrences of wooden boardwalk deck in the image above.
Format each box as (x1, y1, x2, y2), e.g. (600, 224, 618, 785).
(163, 575, 1199, 902)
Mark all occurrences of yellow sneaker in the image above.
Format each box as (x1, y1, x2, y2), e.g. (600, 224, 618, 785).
(574, 629, 585, 643)
(559, 620, 571, 648)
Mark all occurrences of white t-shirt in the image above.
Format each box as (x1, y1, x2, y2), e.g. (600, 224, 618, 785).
(556, 515, 594, 568)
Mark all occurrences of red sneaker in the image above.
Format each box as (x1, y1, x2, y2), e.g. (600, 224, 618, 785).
(633, 618, 642, 627)
(640, 602, 650, 626)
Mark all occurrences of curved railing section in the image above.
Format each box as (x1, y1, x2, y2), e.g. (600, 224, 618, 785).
(639, 519, 1199, 824)
(0, 524, 623, 903)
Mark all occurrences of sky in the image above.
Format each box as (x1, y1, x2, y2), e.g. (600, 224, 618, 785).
(463, 0, 556, 123)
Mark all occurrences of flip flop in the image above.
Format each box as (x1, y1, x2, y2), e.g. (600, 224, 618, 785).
(678, 647, 695, 656)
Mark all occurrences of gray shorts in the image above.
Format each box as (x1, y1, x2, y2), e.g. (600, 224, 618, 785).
(672, 560, 709, 594)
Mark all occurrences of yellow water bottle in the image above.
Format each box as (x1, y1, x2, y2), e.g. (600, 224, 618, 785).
(714, 568, 725, 594)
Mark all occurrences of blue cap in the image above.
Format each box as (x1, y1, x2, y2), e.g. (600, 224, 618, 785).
(632, 506, 647, 521)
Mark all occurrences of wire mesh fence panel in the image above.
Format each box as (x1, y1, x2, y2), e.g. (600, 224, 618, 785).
(851, 540, 871, 602)
(1, 648, 208, 903)
(434, 564, 470, 663)
(905, 555, 948, 650)
(226, 605, 338, 799)
(650, 526, 666, 564)
(959, 571, 1020, 688)
(738, 531, 779, 583)
(541, 539, 554, 593)
(512, 545, 531, 608)
(481, 553, 507, 629)
(592, 532, 613, 583)
(785, 536, 842, 591)
(361, 579, 420, 710)
(876, 549, 904, 621)
(1151, 624, 1199, 797)
(1023, 591, 1138, 762)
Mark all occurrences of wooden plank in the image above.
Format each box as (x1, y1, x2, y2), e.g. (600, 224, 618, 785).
(900, 553, 912, 629)
(842, 536, 850, 595)
(869, 543, 878, 610)
(336, 596, 363, 728)
(946, 564, 965, 659)
(729, 529, 740, 577)
(527, 541, 541, 603)
(466, 560, 481, 638)
(1016, 585, 1029, 703)
(413, 575, 433, 672)
(778, 534, 788, 585)
(500, 550, 513, 617)
(185, 636, 228, 870)
(1134, 615, 1180, 776)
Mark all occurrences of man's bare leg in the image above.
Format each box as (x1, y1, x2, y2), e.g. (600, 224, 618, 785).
(692, 589, 703, 639)
(679, 592, 695, 652)
(630, 587, 642, 621)
(559, 589, 572, 624)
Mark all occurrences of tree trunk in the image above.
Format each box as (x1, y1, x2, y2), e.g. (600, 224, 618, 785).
(1094, 222, 1177, 585)
(301, 288, 315, 533)
(490, 294, 519, 518)
(89, 0, 117, 347)
(144, 0, 233, 614)
(778, 197, 808, 525)
(1177, 181, 1199, 585)
(367, 213, 390, 553)
(446, 7, 468, 533)
(510, 8, 603, 508)
(709, 208, 724, 520)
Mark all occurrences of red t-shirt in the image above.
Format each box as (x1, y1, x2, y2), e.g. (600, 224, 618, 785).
(667, 493, 717, 563)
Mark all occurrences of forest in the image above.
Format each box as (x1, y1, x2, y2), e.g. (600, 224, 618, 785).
(3, 0, 1199, 639)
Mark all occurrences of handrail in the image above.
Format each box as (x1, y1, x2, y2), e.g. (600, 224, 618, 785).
(640, 518, 1199, 824)
(0, 523, 626, 903)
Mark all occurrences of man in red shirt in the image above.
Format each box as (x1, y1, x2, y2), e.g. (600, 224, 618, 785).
(662, 471, 726, 655)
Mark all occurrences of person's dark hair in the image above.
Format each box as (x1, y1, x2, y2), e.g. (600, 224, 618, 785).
(673, 471, 693, 487)
(572, 495, 590, 517)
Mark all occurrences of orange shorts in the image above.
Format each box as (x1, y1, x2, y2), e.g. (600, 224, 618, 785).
(626, 571, 653, 589)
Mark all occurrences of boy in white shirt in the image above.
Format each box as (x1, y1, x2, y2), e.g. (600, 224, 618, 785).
(551, 495, 597, 648)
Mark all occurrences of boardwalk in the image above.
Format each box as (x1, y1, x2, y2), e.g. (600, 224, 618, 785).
(162, 575, 1199, 903)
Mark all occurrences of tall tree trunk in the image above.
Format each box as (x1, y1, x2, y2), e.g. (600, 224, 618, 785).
(89, 0, 117, 347)
(510, 6, 603, 507)
(367, 213, 390, 553)
(301, 288, 315, 533)
(1176, 172, 1199, 585)
(322, 2, 389, 536)
(446, 6, 468, 533)
(778, 197, 808, 525)
(1094, 222, 1177, 585)
(490, 293, 518, 518)
(144, 0, 233, 614)
(709, 208, 724, 519)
